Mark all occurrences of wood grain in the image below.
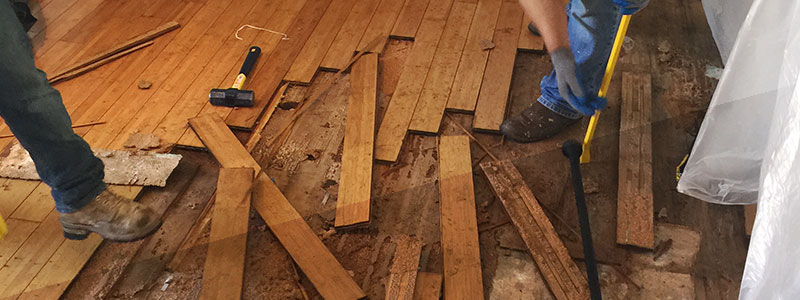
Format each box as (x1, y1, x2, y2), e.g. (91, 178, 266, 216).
(356, 0, 407, 53)
(385, 235, 423, 300)
(200, 168, 253, 300)
(189, 114, 262, 172)
(0, 211, 64, 299)
(413, 272, 443, 300)
(335, 53, 378, 227)
(517, 11, 544, 52)
(472, 0, 522, 132)
(374, 0, 453, 162)
(408, 1, 476, 134)
(480, 160, 589, 300)
(438, 135, 483, 300)
(744, 204, 756, 236)
(320, 0, 381, 70)
(446, 0, 503, 113)
(284, 0, 357, 84)
(390, 0, 431, 39)
(617, 72, 654, 249)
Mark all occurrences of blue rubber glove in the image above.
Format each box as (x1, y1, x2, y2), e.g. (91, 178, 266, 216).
(613, 0, 649, 15)
(550, 48, 607, 116)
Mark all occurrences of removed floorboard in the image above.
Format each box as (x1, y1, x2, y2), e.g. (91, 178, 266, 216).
(200, 167, 253, 300)
(413, 272, 443, 300)
(189, 114, 366, 300)
(385, 235, 423, 300)
(480, 159, 588, 300)
(617, 72, 654, 249)
(438, 135, 483, 300)
(472, 0, 522, 132)
(335, 53, 378, 228)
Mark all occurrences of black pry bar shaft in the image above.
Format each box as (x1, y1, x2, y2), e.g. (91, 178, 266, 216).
(561, 139, 602, 300)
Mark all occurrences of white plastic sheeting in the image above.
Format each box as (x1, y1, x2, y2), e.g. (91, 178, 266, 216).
(678, 0, 800, 298)
(701, 0, 754, 63)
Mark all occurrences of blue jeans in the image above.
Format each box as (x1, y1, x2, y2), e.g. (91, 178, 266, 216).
(538, 0, 622, 119)
(0, 1, 105, 213)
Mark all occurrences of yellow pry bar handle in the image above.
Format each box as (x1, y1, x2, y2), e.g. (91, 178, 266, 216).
(580, 14, 631, 164)
(0, 213, 7, 241)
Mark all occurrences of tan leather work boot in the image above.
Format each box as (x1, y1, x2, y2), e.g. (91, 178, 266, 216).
(58, 189, 161, 242)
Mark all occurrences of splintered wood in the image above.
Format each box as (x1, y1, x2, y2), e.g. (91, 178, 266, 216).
(336, 52, 378, 228)
(438, 136, 484, 300)
(200, 168, 253, 300)
(480, 160, 588, 300)
(617, 72, 654, 249)
(472, 0, 522, 132)
(188, 114, 366, 300)
(385, 235, 423, 300)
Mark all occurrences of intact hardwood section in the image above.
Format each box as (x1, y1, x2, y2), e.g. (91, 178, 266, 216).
(251, 173, 367, 300)
(200, 168, 254, 300)
(189, 114, 262, 173)
(320, 0, 381, 70)
(446, 0, 503, 113)
(517, 12, 544, 52)
(0, 211, 64, 299)
(0, 218, 39, 267)
(225, 0, 332, 129)
(390, 0, 430, 39)
(335, 53, 378, 228)
(472, 1, 522, 132)
(479, 160, 588, 300)
(356, 0, 407, 53)
(284, 0, 357, 84)
(10, 184, 54, 222)
(0, 179, 39, 217)
(408, 1, 476, 134)
(385, 235, 423, 300)
(413, 272, 443, 300)
(617, 72, 654, 249)
(374, 0, 453, 162)
(438, 135, 483, 300)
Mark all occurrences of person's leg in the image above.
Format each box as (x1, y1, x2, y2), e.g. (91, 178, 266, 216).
(502, 0, 622, 142)
(0, 0, 105, 213)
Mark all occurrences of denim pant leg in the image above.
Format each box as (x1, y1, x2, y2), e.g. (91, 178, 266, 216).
(0, 1, 105, 213)
(538, 0, 622, 119)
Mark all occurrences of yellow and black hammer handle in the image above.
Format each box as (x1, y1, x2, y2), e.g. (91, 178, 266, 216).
(209, 46, 261, 107)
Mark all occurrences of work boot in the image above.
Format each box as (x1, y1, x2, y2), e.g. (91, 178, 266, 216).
(58, 189, 162, 242)
(500, 102, 581, 143)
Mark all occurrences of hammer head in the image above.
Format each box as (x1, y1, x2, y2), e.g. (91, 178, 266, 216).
(209, 88, 254, 107)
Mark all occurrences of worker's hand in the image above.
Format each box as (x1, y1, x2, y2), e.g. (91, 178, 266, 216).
(550, 48, 607, 116)
(613, 0, 649, 15)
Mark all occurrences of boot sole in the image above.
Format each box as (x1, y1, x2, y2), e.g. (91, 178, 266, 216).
(62, 220, 163, 243)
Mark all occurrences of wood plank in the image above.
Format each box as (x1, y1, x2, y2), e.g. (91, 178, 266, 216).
(517, 11, 544, 52)
(472, 0, 522, 132)
(0, 218, 39, 267)
(745, 204, 756, 236)
(479, 160, 589, 300)
(200, 168, 254, 300)
(319, 0, 381, 71)
(284, 0, 357, 84)
(408, 1, 476, 134)
(413, 272, 443, 300)
(390, 0, 431, 39)
(30, 0, 105, 60)
(335, 53, 378, 227)
(10, 184, 54, 222)
(0, 211, 64, 299)
(245, 83, 290, 152)
(438, 135, 483, 300)
(356, 0, 407, 53)
(0, 179, 39, 217)
(189, 114, 366, 299)
(48, 40, 154, 84)
(374, 0, 453, 162)
(385, 235, 423, 300)
(225, 0, 333, 129)
(617, 72, 654, 249)
(446, 0, 503, 113)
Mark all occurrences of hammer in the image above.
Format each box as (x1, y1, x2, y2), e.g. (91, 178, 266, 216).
(209, 46, 261, 107)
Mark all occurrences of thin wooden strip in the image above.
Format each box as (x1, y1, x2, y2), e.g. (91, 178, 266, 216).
(284, 0, 357, 84)
(472, 1, 522, 132)
(46, 21, 180, 81)
(246, 83, 289, 152)
(445, 0, 503, 113)
(335, 53, 378, 228)
(319, 0, 381, 71)
(479, 160, 588, 300)
(189, 114, 366, 300)
(390, 0, 431, 39)
(438, 135, 483, 300)
(385, 235, 423, 300)
(225, 0, 333, 129)
(517, 11, 543, 52)
(413, 272, 443, 300)
(408, 1, 476, 134)
(617, 72, 654, 249)
(374, 0, 453, 162)
(49, 41, 154, 84)
(0, 210, 64, 299)
(200, 168, 253, 300)
(356, 0, 407, 53)
(0, 121, 105, 139)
